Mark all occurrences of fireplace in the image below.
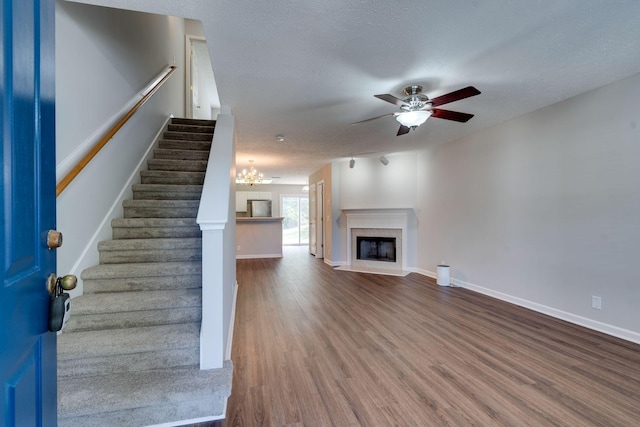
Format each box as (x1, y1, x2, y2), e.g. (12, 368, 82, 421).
(357, 236, 396, 262)
(350, 227, 402, 270)
(341, 209, 410, 275)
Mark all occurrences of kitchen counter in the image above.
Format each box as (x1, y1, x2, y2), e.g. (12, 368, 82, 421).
(236, 217, 284, 259)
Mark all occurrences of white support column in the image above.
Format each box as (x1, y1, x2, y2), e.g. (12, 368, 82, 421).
(199, 226, 225, 369)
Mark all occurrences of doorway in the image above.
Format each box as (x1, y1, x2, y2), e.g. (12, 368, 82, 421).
(315, 181, 324, 258)
(281, 195, 309, 246)
(185, 35, 220, 119)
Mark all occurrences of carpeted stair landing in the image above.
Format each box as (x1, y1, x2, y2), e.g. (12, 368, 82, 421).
(57, 118, 232, 427)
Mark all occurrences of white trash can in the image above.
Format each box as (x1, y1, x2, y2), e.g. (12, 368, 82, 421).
(437, 265, 450, 286)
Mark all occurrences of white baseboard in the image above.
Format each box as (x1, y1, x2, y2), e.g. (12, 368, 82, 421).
(413, 269, 640, 345)
(236, 254, 283, 259)
(146, 412, 225, 427)
(413, 268, 436, 280)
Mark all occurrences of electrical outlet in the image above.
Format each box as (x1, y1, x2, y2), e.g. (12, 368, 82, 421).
(236, 245, 241, 251)
(592, 295, 602, 310)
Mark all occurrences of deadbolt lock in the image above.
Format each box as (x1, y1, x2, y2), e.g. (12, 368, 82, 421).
(47, 230, 63, 249)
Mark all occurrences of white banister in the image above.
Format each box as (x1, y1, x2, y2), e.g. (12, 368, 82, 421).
(197, 113, 236, 369)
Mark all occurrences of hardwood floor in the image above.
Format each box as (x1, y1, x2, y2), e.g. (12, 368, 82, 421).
(191, 246, 640, 426)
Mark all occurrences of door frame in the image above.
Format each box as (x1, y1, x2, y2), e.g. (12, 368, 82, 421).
(315, 181, 324, 259)
(185, 34, 206, 119)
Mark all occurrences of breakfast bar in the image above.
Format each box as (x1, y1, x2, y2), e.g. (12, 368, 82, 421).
(236, 217, 284, 259)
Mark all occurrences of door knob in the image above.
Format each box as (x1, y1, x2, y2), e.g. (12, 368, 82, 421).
(46, 274, 76, 332)
(46, 274, 77, 296)
(47, 230, 63, 249)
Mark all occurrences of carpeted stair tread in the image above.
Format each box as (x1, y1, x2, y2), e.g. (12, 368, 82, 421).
(64, 306, 201, 333)
(171, 117, 216, 127)
(123, 199, 200, 208)
(148, 158, 208, 172)
(140, 170, 205, 185)
(112, 228, 201, 239)
(98, 237, 202, 251)
(98, 237, 202, 264)
(58, 323, 199, 369)
(167, 123, 214, 134)
(83, 274, 201, 294)
(58, 361, 233, 423)
(70, 289, 201, 316)
(123, 199, 200, 218)
(132, 183, 203, 193)
(97, 251, 201, 264)
(111, 217, 200, 239)
(163, 130, 213, 141)
(158, 139, 211, 151)
(57, 347, 199, 380)
(82, 261, 201, 280)
(59, 397, 225, 427)
(132, 183, 203, 200)
(153, 148, 210, 160)
(58, 324, 200, 376)
(112, 217, 198, 228)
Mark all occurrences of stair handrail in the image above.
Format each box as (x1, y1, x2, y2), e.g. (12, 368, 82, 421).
(56, 65, 177, 197)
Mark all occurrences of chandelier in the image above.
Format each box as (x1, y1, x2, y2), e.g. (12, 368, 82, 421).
(236, 160, 264, 186)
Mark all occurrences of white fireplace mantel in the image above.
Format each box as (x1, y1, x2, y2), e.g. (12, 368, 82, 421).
(343, 209, 411, 273)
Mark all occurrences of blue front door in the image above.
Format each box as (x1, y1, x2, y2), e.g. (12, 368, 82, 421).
(1, 0, 57, 425)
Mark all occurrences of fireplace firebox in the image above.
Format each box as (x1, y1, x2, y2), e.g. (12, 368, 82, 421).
(356, 236, 396, 263)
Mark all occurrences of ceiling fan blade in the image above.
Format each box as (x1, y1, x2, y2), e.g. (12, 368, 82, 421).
(351, 112, 396, 125)
(430, 108, 474, 122)
(428, 86, 480, 107)
(374, 94, 408, 107)
(397, 125, 410, 136)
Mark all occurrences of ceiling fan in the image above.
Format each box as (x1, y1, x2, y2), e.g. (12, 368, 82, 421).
(353, 85, 481, 136)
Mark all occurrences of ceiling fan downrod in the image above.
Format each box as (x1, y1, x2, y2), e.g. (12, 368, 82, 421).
(403, 85, 423, 96)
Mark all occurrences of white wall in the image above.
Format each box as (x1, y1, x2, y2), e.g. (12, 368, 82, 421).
(333, 153, 419, 268)
(338, 154, 418, 210)
(55, 1, 185, 292)
(417, 72, 640, 341)
(235, 183, 308, 217)
(185, 18, 206, 37)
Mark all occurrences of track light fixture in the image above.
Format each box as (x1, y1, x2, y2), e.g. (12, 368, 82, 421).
(349, 158, 355, 169)
(379, 155, 389, 166)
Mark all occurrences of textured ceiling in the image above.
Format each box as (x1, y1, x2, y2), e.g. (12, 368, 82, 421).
(68, 0, 640, 184)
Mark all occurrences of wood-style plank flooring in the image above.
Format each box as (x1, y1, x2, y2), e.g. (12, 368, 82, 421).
(192, 246, 640, 426)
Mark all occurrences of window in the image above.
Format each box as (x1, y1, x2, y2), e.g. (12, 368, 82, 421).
(281, 195, 309, 245)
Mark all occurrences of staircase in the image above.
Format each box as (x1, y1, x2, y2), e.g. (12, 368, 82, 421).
(57, 118, 233, 427)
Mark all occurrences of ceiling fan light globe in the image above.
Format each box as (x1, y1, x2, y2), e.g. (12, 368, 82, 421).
(396, 110, 432, 127)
